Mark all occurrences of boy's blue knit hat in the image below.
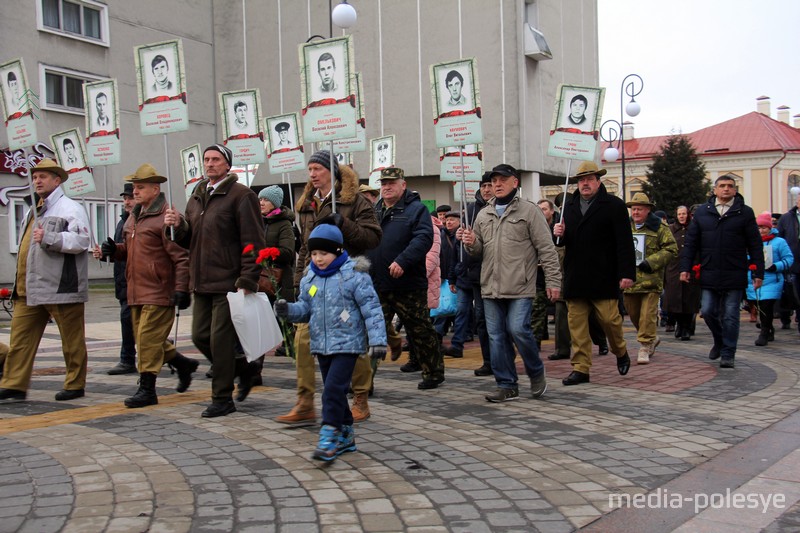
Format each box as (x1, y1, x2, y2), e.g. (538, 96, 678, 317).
(308, 223, 343, 256)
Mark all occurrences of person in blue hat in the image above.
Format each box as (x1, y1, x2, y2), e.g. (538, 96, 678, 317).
(275, 223, 386, 462)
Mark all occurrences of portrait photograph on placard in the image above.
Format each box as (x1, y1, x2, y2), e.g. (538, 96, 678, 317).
(84, 79, 121, 166)
(632, 233, 646, 265)
(265, 112, 306, 174)
(134, 39, 188, 135)
(0, 59, 30, 121)
(221, 90, 260, 140)
(51, 128, 96, 197)
(547, 84, 605, 161)
(181, 144, 202, 199)
(369, 135, 395, 184)
(299, 36, 357, 143)
(0, 57, 37, 151)
(430, 58, 482, 148)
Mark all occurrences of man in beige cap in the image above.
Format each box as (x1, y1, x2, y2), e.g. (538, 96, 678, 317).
(553, 161, 636, 386)
(623, 193, 677, 364)
(101, 164, 198, 407)
(0, 159, 91, 402)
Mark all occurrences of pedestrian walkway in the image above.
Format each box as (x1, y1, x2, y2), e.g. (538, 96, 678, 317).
(1, 289, 799, 532)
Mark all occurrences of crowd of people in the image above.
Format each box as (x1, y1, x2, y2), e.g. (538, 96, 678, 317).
(1, 148, 798, 462)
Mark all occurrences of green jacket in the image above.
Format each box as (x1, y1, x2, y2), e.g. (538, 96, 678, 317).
(625, 212, 677, 294)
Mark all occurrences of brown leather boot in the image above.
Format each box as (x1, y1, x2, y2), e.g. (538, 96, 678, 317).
(351, 392, 370, 423)
(275, 393, 316, 426)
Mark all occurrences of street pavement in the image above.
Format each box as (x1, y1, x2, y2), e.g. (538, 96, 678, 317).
(1, 287, 799, 532)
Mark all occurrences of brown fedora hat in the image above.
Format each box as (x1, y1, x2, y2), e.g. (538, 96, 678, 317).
(571, 161, 607, 180)
(33, 158, 69, 182)
(625, 192, 655, 208)
(127, 163, 167, 184)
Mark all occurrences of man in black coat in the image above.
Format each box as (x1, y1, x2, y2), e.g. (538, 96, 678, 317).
(776, 193, 800, 331)
(368, 167, 445, 390)
(554, 161, 635, 385)
(680, 175, 763, 368)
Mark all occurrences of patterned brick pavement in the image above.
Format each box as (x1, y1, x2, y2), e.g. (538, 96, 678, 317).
(1, 289, 799, 532)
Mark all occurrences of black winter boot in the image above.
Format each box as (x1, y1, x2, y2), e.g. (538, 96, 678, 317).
(755, 327, 769, 347)
(125, 373, 158, 408)
(170, 352, 199, 393)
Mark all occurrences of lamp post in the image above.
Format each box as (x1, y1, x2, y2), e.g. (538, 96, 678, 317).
(601, 73, 643, 201)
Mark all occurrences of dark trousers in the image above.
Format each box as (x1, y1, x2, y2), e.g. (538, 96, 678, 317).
(317, 353, 358, 429)
(192, 293, 238, 403)
(119, 299, 136, 366)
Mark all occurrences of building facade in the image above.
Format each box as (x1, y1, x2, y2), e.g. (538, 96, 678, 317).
(0, 0, 600, 284)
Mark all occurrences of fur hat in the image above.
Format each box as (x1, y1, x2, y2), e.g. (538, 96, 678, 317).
(308, 223, 344, 256)
(756, 211, 773, 228)
(204, 144, 233, 167)
(308, 150, 339, 177)
(258, 185, 283, 207)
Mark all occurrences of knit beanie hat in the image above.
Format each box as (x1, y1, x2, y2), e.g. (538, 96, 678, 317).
(204, 144, 233, 167)
(258, 185, 283, 207)
(308, 150, 339, 177)
(756, 211, 772, 228)
(308, 223, 344, 256)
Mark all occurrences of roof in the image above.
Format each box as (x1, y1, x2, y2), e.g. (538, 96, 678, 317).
(602, 111, 800, 162)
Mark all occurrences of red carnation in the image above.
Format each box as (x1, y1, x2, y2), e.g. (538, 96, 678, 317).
(691, 264, 701, 279)
(242, 244, 255, 255)
(0, 287, 10, 298)
(257, 247, 280, 264)
(748, 264, 757, 271)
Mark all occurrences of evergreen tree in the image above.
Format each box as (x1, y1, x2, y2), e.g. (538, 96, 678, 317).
(642, 135, 709, 217)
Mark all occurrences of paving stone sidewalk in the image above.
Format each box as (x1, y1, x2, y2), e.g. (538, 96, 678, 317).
(1, 289, 799, 532)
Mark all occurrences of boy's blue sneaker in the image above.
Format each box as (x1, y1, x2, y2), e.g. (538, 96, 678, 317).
(337, 424, 357, 456)
(312, 425, 340, 462)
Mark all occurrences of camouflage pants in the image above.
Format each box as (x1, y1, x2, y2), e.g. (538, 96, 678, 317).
(531, 288, 549, 341)
(378, 289, 444, 382)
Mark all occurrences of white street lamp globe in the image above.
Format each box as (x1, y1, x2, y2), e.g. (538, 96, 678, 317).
(604, 147, 620, 162)
(791, 186, 800, 196)
(332, 2, 357, 28)
(626, 100, 641, 117)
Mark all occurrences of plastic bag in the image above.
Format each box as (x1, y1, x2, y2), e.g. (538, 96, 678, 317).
(227, 290, 282, 362)
(430, 280, 457, 318)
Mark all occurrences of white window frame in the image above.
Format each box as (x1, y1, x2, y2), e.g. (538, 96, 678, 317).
(7, 196, 31, 254)
(39, 64, 103, 115)
(36, 0, 110, 47)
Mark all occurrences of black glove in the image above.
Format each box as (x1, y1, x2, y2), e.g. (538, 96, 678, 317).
(316, 213, 344, 229)
(100, 237, 116, 259)
(171, 291, 191, 310)
(368, 345, 387, 361)
(274, 299, 289, 318)
(637, 260, 653, 273)
(766, 264, 777, 273)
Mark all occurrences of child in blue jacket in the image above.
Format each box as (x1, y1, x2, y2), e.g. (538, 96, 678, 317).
(746, 212, 794, 346)
(275, 223, 387, 461)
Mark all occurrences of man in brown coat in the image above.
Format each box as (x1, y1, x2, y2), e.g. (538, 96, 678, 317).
(102, 164, 198, 407)
(165, 144, 266, 417)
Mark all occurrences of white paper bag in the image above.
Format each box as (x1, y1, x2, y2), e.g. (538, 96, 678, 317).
(227, 291, 283, 362)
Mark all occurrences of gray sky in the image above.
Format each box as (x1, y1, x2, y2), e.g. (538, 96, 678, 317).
(598, 0, 800, 139)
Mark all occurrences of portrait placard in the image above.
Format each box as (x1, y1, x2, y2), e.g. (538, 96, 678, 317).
(0, 58, 37, 150)
(299, 36, 357, 142)
(84, 79, 120, 166)
(430, 58, 482, 148)
(332, 72, 366, 153)
(453, 180, 480, 203)
(134, 39, 189, 135)
(181, 144, 202, 199)
(632, 233, 646, 266)
(547, 84, 605, 161)
(220, 89, 265, 166)
(51, 128, 96, 197)
(368, 135, 395, 185)
(439, 144, 483, 182)
(265, 112, 306, 174)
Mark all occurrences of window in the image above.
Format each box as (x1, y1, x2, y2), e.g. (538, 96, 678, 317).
(40, 65, 102, 114)
(38, 0, 108, 46)
(7, 197, 31, 253)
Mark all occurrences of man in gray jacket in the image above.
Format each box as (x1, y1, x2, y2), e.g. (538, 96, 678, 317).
(462, 164, 561, 402)
(0, 159, 91, 402)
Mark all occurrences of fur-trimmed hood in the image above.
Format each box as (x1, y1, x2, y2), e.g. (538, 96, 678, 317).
(296, 164, 360, 211)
